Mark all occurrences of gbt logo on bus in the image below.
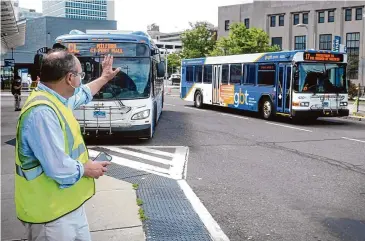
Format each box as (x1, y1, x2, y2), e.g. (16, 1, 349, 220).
(234, 88, 249, 107)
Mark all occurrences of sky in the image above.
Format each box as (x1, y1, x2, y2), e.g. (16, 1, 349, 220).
(19, 0, 252, 32)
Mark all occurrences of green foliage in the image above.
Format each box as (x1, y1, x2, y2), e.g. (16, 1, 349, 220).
(210, 23, 280, 56)
(167, 52, 182, 73)
(180, 22, 216, 59)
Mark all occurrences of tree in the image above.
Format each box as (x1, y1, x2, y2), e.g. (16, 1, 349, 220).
(210, 22, 280, 56)
(180, 21, 216, 59)
(167, 52, 182, 74)
(347, 56, 360, 99)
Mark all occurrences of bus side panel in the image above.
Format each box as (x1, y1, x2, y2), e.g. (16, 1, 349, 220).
(221, 84, 275, 112)
(202, 83, 212, 105)
(180, 67, 195, 101)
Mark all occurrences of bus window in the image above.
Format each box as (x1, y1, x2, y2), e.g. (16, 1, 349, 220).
(186, 66, 194, 82)
(222, 65, 229, 84)
(230, 64, 242, 84)
(258, 64, 276, 86)
(245, 64, 256, 85)
(203, 65, 212, 83)
(195, 65, 203, 83)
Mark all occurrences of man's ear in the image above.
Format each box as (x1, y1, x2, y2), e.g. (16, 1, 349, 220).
(64, 72, 73, 85)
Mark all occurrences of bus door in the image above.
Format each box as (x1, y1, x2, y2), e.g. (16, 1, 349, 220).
(212, 65, 221, 104)
(276, 64, 292, 114)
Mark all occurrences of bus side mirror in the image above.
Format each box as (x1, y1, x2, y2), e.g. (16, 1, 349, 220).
(157, 61, 165, 78)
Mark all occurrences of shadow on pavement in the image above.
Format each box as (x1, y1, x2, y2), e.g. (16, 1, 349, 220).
(183, 103, 361, 127)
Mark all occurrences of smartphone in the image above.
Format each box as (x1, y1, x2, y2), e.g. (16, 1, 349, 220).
(93, 152, 112, 162)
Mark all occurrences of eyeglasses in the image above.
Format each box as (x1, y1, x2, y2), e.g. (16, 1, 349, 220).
(72, 72, 85, 80)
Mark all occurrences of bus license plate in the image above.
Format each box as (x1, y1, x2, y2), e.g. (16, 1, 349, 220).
(93, 111, 106, 118)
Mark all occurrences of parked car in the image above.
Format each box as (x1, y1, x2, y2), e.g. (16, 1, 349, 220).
(169, 74, 181, 85)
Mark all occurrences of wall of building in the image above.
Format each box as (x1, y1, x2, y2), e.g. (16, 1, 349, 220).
(4, 17, 117, 64)
(218, 0, 365, 84)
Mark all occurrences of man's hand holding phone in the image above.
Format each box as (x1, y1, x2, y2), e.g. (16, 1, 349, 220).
(83, 152, 112, 179)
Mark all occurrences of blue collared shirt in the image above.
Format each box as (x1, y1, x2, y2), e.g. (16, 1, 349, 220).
(19, 82, 93, 188)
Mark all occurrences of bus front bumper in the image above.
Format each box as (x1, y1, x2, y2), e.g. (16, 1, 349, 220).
(291, 109, 349, 118)
(80, 124, 151, 137)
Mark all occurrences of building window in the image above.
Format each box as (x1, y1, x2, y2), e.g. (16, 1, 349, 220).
(225, 20, 230, 31)
(272, 37, 282, 50)
(356, 8, 363, 20)
(318, 11, 325, 23)
(293, 14, 299, 25)
(302, 13, 308, 24)
(346, 32, 360, 79)
(244, 18, 250, 28)
(319, 34, 332, 50)
(270, 16, 276, 27)
(279, 15, 284, 26)
(328, 10, 335, 22)
(345, 9, 352, 21)
(295, 36, 306, 50)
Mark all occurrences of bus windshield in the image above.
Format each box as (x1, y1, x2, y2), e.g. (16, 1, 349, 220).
(80, 57, 151, 100)
(294, 63, 347, 93)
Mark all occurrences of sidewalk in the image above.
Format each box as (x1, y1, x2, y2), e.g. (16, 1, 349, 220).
(1, 140, 145, 241)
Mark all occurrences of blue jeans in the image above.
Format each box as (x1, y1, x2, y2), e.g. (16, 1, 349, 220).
(22, 205, 92, 241)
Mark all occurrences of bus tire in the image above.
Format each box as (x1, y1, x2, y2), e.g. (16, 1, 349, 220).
(194, 91, 203, 108)
(260, 97, 274, 120)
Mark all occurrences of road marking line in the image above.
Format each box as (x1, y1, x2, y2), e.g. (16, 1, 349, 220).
(341, 137, 365, 143)
(265, 122, 313, 132)
(99, 146, 172, 166)
(88, 149, 171, 178)
(220, 113, 249, 120)
(165, 103, 176, 106)
(184, 106, 207, 112)
(178, 180, 230, 241)
(130, 146, 175, 158)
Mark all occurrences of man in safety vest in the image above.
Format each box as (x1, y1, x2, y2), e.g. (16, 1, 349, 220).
(15, 49, 120, 241)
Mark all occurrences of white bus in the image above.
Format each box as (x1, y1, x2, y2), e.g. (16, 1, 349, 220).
(54, 30, 165, 139)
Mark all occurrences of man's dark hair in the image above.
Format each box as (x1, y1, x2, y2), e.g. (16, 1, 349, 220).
(40, 49, 77, 83)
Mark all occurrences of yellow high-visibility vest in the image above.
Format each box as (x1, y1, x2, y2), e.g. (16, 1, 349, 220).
(15, 89, 95, 224)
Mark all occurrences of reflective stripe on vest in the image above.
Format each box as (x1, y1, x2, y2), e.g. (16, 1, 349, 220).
(16, 94, 86, 181)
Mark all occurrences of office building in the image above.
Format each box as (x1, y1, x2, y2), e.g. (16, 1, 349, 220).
(42, 0, 115, 20)
(218, 1, 365, 84)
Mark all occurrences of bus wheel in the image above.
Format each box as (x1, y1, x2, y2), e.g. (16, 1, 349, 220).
(261, 98, 273, 120)
(194, 91, 203, 108)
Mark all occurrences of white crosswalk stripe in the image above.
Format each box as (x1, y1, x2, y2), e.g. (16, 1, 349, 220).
(87, 145, 189, 180)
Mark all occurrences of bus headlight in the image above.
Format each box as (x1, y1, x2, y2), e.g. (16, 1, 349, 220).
(340, 102, 348, 106)
(300, 102, 310, 107)
(131, 110, 150, 120)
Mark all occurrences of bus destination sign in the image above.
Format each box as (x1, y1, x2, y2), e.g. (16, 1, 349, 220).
(303, 52, 343, 62)
(62, 42, 149, 57)
(89, 44, 123, 54)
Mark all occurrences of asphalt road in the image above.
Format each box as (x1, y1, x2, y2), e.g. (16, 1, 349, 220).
(154, 96, 365, 241)
(2, 93, 365, 241)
